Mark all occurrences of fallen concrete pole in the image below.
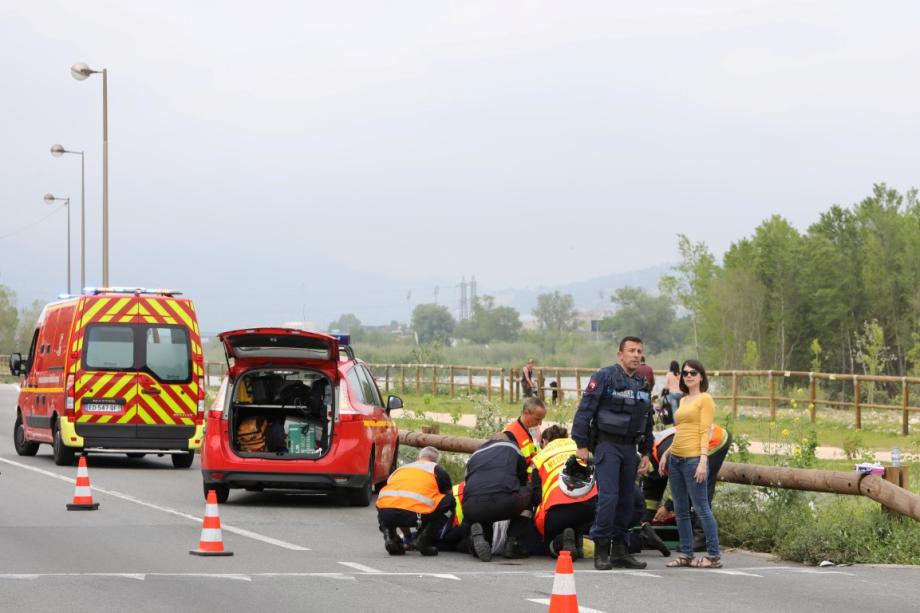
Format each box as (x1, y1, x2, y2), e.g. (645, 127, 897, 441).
(398, 430, 920, 522)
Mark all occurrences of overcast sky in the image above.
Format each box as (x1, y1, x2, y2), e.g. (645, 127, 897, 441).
(2, 1, 919, 330)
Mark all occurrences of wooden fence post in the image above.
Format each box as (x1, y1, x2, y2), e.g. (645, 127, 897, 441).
(510, 369, 516, 403)
(576, 369, 582, 399)
(556, 369, 563, 404)
(768, 371, 776, 421)
(903, 377, 910, 436)
(468, 367, 473, 395)
(415, 365, 421, 395)
(731, 371, 738, 418)
(500, 368, 505, 402)
(432, 366, 438, 396)
(400, 366, 406, 394)
(809, 373, 817, 424)
(854, 376, 862, 430)
(449, 366, 455, 398)
(537, 370, 545, 401)
(384, 365, 390, 393)
(487, 369, 493, 401)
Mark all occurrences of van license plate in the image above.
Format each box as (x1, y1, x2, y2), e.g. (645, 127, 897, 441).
(83, 399, 126, 414)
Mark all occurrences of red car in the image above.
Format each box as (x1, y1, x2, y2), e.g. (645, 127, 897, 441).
(200, 328, 401, 506)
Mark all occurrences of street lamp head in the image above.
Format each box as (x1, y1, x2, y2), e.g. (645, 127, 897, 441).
(51, 144, 66, 157)
(71, 62, 94, 80)
(44, 193, 56, 205)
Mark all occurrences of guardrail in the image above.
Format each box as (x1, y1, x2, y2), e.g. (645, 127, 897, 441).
(397, 429, 920, 522)
(365, 363, 920, 435)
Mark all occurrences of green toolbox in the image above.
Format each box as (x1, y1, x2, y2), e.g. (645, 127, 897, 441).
(286, 423, 316, 453)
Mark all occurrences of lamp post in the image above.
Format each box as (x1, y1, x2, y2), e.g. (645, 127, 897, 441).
(50, 144, 85, 290)
(43, 193, 72, 294)
(70, 62, 108, 286)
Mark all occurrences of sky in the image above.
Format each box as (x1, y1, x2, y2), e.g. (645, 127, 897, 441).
(2, 1, 919, 332)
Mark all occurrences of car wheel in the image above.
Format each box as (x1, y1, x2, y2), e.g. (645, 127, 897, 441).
(347, 449, 374, 507)
(204, 483, 230, 504)
(172, 451, 195, 469)
(14, 413, 39, 456)
(126, 453, 146, 459)
(52, 420, 77, 466)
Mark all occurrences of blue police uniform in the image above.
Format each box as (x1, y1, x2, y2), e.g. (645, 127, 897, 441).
(571, 364, 653, 563)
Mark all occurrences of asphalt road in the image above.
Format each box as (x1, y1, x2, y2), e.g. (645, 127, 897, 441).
(1, 384, 916, 613)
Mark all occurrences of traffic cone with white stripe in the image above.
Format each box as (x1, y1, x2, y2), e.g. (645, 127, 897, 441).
(66, 455, 100, 511)
(548, 550, 578, 613)
(190, 489, 233, 556)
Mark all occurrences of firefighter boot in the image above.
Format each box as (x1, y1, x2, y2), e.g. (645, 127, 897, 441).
(611, 538, 647, 569)
(593, 538, 613, 570)
(383, 528, 405, 555)
(470, 523, 492, 562)
(503, 535, 530, 559)
(561, 527, 578, 558)
(641, 524, 672, 557)
(413, 525, 438, 556)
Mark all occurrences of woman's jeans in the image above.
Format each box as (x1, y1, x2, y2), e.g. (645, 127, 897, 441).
(668, 454, 721, 559)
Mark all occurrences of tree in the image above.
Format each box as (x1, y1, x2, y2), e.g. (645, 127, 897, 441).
(15, 300, 42, 350)
(0, 284, 19, 354)
(659, 235, 717, 359)
(532, 291, 578, 332)
(328, 313, 362, 334)
(598, 286, 684, 352)
(411, 303, 455, 345)
(457, 296, 522, 343)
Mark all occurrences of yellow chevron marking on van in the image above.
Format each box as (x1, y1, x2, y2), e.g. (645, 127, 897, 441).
(82, 298, 111, 325)
(135, 405, 157, 425)
(148, 299, 177, 323)
(98, 297, 130, 322)
(139, 395, 173, 424)
(105, 374, 134, 398)
(116, 406, 137, 424)
(166, 300, 195, 329)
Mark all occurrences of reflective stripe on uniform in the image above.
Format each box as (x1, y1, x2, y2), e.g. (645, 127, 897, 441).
(377, 489, 435, 507)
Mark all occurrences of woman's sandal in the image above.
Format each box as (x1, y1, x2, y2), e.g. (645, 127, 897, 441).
(665, 556, 694, 568)
(692, 556, 723, 569)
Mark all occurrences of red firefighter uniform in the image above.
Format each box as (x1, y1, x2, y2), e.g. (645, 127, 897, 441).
(376, 460, 445, 514)
(532, 437, 598, 537)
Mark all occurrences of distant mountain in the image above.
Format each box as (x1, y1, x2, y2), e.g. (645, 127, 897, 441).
(490, 263, 674, 319)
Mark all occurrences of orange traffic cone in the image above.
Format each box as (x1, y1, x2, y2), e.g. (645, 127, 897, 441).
(548, 550, 578, 613)
(66, 455, 100, 511)
(189, 490, 233, 556)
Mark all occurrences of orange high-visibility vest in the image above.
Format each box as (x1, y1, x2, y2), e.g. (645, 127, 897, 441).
(532, 438, 597, 537)
(376, 460, 445, 514)
(504, 419, 538, 466)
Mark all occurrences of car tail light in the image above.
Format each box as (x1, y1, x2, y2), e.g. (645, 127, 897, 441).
(65, 374, 75, 418)
(339, 413, 364, 422)
(196, 385, 205, 425)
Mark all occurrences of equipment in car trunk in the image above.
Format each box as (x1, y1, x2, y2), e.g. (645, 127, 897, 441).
(237, 416, 268, 452)
(286, 420, 317, 453)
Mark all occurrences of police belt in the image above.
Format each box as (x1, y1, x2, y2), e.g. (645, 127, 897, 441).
(598, 432, 641, 445)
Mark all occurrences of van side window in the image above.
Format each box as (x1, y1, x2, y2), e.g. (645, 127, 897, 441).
(345, 367, 368, 405)
(146, 326, 190, 381)
(25, 329, 39, 374)
(85, 325, 135, 370)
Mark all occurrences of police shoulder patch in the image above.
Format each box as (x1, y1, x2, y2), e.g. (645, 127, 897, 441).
(586, 379, 598, 392)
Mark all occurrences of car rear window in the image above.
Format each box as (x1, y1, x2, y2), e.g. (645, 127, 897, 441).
(85, 325, 134, 369)
(146, 326, 190, 381)
(228, 334, 331, 360)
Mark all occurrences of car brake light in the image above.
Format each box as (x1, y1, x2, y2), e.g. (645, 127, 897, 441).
(65, 374, 75, 418)
(339, 413, 364, 422)
(196, 385, 205, 424)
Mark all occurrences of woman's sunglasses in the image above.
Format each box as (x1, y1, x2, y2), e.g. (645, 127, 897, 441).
(682, 369, 699, 378)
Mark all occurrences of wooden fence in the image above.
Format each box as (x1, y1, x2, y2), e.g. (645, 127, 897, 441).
(364, 364, 920, 436)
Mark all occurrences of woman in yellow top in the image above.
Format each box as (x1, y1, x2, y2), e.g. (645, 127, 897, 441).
(660, 359, 722, 568)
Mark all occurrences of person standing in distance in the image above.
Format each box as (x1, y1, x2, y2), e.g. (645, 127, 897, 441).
(571, 336, 654, 570)
(521, 359, 537, 398)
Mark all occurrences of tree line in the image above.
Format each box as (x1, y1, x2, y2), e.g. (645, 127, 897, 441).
(0, 284, 42, 355)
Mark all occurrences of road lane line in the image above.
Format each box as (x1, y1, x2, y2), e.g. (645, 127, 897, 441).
(710, 570, 763, 577)
(0, 456, 310, 551)
(338, 562, 384, 573)
(528, 598, 608, 613)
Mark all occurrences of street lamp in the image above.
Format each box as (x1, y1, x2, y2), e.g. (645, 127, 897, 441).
(43, 193, 72, 294)
(51, 144, 85, 289)
(70, 62, 109, 286)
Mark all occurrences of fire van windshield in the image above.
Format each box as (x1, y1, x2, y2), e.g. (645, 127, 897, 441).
(83, 323, 192, 382)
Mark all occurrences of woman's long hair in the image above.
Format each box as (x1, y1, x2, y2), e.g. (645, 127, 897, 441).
(669, 360, 679, 375)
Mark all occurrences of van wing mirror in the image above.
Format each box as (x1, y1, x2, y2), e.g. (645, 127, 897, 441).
(9, 352, 22, 376)
(386, 395, 403, 414)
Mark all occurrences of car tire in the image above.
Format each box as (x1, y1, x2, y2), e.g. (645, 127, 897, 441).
(172, 451, 195, 469)
(347, 450, 374, 507)
(14, 413, 39, 456)
(52, 420, 77, 466)
(126, 453, 146, 459)
(204, 483, 230, 504)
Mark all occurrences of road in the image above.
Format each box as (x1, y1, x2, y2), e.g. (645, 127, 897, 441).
(0, 384, 915, 613)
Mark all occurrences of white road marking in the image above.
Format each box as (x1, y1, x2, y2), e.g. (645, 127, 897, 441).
(528, 598, 608, 613)
(710, 570, 763, 577)
(338, 562, 385, 574)
(0, 456, 310, 551)
(795, 569, 855, 576)
(621, 571, 662, 578)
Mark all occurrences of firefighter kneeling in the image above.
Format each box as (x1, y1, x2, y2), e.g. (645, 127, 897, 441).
(376, 446, 454, 556)
(531, 425, 598, 559)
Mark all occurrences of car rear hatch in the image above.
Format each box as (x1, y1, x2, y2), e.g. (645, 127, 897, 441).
(219, 328, 340, 380)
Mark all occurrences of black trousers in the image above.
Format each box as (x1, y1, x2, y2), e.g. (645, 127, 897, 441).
(543, 500, 596, 543)
(378, 492, 455, 536)
(462, 487, 532, 540)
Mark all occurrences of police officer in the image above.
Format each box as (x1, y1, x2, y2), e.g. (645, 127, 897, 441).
(572, 336, 654, 570)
